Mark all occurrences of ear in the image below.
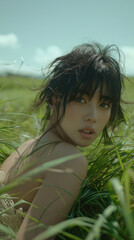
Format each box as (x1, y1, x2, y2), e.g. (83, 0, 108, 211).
(51, 96, 61, 107)
(51, 96, 57, 107)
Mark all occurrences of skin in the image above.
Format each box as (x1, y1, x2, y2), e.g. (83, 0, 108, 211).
(1, 89, 112, 240)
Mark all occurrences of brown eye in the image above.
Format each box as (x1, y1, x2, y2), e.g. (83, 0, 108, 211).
(100, 102, 111, 109)
(75, 98, 86, 103)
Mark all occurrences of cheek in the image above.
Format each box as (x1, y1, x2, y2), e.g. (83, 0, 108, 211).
(99, 111, 111, 128)
(103, 111, 111, 125)
(60, 106, 76, 127)
(64, 105, 79, 120)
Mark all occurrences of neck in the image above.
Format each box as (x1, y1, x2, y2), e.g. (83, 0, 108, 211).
(44, 120, 76, 146)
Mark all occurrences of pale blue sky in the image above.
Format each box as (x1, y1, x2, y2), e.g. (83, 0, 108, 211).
(0, 0, 134, 76)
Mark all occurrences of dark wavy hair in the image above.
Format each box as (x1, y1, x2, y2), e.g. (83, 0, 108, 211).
(34, 43, 126, 142)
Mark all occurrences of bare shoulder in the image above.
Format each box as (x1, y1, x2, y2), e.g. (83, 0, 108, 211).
(1, 138, 36, 181)
(3, 138, 35, 164)
(16, 143, 88, 238)
(47, 142, 88, 180)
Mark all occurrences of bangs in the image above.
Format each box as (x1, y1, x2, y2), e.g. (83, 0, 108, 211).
(46, 43, 122, 109)
(67, 62, 121, 105)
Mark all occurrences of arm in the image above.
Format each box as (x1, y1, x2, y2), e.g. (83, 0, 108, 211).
(16, 143, 88, 240)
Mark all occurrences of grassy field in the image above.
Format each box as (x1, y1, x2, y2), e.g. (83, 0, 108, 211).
(0, 75, 43, 146)
(0, 74, 134, 240)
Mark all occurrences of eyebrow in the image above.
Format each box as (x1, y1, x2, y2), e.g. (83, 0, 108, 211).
(77, 92, 112, 102)
(100, 95, 112, 101)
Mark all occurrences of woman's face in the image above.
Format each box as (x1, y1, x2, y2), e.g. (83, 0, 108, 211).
(56, 90, 112, 147)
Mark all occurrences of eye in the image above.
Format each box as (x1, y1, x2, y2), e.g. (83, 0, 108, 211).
(99, 101, 111, 109)
(75, 97, 86, 103)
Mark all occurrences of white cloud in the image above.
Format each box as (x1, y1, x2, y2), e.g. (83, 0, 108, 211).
(0, 33, 18, 48)
(33, 45, 63, 66)
(121, 46, 134, 76)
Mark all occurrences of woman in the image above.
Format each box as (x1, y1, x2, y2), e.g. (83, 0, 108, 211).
(0, 42, 125, 239)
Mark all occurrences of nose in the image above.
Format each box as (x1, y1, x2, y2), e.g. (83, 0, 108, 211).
(84, 104, 97, 123)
